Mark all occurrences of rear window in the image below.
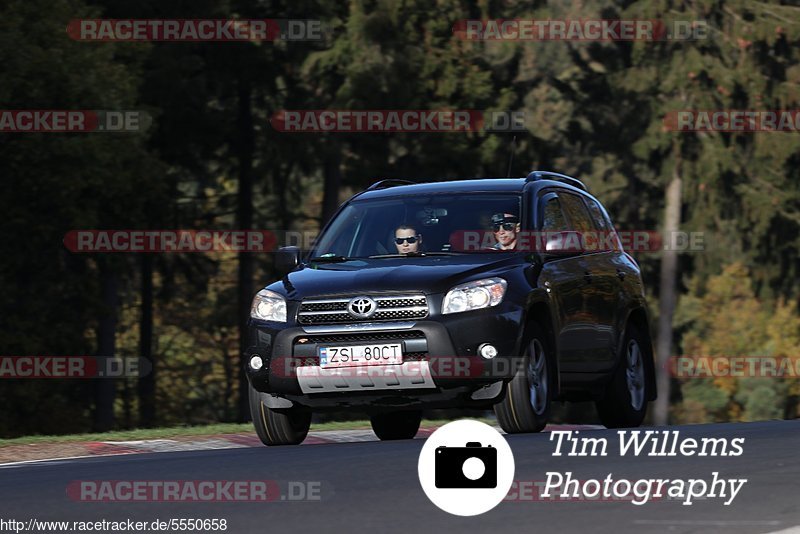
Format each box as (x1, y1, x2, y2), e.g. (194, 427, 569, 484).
(585, 197, 611, 231)
(584, 197, 622, 251)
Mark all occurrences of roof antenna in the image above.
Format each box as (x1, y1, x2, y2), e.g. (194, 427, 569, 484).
(506, 135, 517, 178)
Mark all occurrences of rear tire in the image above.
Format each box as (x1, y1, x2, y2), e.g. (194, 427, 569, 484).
(249, 384, 311, 446)
(494, 322, 551, 433)
(370, 411, 422, 440)
(596, 324, 649, 429)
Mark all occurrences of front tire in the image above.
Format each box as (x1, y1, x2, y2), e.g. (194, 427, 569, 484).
(249, 384, 311, 446)
(494, 322, 552, 433)
(595, 324, 649, 428)
(370, 411, 422, 440)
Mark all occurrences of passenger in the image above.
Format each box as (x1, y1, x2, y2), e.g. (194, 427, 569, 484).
(394, 225, 422, 254)
(490, 213, 520, 250)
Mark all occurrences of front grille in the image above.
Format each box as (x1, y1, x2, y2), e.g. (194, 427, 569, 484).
(298, 295, 428, 325)
(298, 331, 425, 344)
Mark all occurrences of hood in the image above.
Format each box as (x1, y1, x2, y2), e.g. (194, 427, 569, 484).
(267, 254, 524, 300)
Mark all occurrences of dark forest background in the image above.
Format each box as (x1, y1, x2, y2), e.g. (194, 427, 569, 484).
(1, 0, 799, 437)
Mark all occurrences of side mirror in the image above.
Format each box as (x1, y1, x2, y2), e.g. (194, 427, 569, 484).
(275, 246, 301, 275)
(543, 231, 584, 257)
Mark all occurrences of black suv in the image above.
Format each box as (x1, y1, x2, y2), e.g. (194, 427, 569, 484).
(245, 171, 656, 445)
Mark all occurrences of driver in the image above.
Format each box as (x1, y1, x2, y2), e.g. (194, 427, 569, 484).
(394, 225, 422, 254)
(490, 213, 520, 250)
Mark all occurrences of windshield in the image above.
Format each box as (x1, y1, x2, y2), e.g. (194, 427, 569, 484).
(310, 192, 523, 258)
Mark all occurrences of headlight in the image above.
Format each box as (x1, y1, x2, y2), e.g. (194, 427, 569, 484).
(250, 289, 287, 322)
(442, 278, 507, 315)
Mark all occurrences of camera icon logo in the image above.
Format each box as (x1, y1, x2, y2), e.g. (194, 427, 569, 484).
(418, 420, 515, 516)
(435, 442, 497, 488)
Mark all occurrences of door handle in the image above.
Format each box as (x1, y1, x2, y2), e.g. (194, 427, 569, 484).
(616, 269, 626, 280)
(583, 271, 592, 283)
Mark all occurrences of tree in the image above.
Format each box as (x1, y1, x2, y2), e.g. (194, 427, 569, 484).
(0, 0, 163, 434)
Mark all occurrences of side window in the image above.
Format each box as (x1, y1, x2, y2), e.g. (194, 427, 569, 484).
(541, 197, 568, 232)
(559, 193, 595, 233)
(584, 197, 622, 251)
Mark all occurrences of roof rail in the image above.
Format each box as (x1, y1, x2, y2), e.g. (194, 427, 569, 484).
(366, 179, 416, 191)
(525, 171, 587, 192)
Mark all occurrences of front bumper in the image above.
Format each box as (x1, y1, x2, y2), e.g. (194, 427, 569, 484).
(244, 303, 524, 410)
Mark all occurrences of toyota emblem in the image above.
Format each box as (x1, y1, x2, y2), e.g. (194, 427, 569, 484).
(347, 296, 377, 319)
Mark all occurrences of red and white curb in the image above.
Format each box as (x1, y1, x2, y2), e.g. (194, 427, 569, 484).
(86, 427, 440, 455)
(85, 424, 600, 454)
(0, 424, 602, 467)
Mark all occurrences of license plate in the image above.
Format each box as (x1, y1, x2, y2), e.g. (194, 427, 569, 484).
(318, 343, 403, 368)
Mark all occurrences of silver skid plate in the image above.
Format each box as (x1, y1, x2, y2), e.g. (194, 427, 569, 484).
(297, 361, 436, 394)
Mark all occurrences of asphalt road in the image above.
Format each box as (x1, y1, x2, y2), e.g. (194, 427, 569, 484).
(0, 421, 798, 534)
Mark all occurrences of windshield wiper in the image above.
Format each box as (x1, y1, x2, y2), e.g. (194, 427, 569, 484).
(367, 252, 462, 259)
(307, 255, 355, 263)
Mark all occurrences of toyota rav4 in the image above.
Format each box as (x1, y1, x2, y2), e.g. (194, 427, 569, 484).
(245, 171, 657, 445)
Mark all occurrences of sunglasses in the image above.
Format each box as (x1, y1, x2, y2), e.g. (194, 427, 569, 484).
(493, 222, 517, 232)
(395, 236, 419, 245)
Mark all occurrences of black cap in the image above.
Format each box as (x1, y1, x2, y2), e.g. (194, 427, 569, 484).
(491, 213, 519, 225)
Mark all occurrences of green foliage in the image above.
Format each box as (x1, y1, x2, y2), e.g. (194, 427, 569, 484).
(2, 0, 800, 435)
(735, 381, 785, 422)
(674, 263, 800, 423)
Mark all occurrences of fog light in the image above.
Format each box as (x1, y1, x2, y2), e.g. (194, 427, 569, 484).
(479, 344, 498, 359)
(249, 355, 263, 370)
